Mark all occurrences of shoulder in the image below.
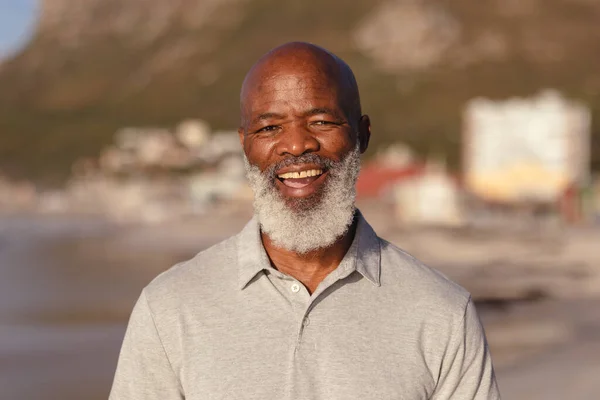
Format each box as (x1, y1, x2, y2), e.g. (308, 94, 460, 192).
(143, 235, 238, 308)
(378, 237, 471, 317)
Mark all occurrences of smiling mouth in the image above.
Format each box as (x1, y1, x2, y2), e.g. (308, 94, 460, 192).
(277, 168, 324, 189)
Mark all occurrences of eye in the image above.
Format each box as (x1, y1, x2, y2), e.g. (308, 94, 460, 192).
(256, 125, 279, 133)
(312, 120, 337, 126)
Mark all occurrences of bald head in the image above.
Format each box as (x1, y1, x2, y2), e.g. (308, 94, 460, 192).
(240, 42, 362, 128)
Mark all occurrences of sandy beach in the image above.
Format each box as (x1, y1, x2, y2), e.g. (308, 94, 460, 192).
(1, 207, 600, 399)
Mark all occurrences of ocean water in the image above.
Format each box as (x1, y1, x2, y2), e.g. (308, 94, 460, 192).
(0, 215, 191, 400)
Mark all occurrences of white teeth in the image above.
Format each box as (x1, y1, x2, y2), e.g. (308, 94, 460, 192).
(278, 169, 323, 179)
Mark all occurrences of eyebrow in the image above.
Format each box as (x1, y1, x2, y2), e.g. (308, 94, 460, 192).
(249, 107, 344, 126)
(251, 112, 286, 125)
(303, 107, 342, 118)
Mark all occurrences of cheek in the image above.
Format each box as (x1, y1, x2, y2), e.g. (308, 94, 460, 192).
(319, 131, 355, 160)
(244, 137, 275, 171)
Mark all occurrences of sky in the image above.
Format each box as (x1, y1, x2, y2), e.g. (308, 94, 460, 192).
(0, 0, 38, 57)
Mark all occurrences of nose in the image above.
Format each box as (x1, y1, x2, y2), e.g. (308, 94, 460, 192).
(276, 124, 320, 157)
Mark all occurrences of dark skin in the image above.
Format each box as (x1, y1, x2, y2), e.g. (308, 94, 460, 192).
(238, 42, 371, 294)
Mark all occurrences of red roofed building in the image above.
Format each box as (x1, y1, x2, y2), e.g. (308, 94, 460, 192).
(357, 158, 465, 226)
(356, 163, 426, 199)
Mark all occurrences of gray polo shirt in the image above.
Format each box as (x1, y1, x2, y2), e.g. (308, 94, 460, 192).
(109, 212, 500, 399)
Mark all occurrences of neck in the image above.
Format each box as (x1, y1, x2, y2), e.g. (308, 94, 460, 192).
(261, 214, 358, 295)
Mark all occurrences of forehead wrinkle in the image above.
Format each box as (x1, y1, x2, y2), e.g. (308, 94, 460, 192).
(251, 78, 342, 107)
(254, 88, 340, 105)
(249, 82, 341, 110)
(245, 63, 341, 100)
(250, 93, 343, 112)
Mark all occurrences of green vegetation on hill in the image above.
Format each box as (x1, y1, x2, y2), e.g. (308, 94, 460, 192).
(1, 0, 599, 186)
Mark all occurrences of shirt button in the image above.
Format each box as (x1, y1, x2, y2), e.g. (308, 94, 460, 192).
(291, 283, 300, 293)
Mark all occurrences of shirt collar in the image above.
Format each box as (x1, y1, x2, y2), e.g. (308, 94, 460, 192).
(353, 210, 382, 286)
(237, 209, 381, 290)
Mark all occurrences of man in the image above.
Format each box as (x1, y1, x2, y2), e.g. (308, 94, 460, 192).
(109, 42, 500, 399)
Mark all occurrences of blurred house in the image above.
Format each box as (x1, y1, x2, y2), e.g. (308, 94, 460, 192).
(175, 119, 211, 151)
(356, 147, 462, 226)
(195, 130, 242, 164)
(356, 142, 422, 199)
(105, 127, 195, 172)
(392, 160, 463, 227)
(463, 90, 591, 223)
(32, 120, 252, 223)
(356, 163, 425, 199)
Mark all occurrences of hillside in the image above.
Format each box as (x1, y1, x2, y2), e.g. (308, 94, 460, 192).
(1, 0, 600, 185)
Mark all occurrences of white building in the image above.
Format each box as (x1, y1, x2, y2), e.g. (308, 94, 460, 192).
(463, 90, 591, 204)
(393, 160, 463, 226)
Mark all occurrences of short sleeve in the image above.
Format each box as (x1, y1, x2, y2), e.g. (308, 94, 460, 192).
(109, 290, 184, 400)
(432, 297, 501, 399)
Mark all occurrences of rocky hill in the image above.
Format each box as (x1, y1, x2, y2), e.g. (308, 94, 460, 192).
(1, 0, 600, 184)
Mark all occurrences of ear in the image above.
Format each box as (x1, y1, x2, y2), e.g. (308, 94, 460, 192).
(358, 115, 371, 154)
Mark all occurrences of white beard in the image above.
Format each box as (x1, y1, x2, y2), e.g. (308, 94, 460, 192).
(244, 145, 361, 254)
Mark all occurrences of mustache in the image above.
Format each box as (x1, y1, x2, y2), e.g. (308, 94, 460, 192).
(264, 153, 336, 179)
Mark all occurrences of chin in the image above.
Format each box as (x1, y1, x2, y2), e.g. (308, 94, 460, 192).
(281, 189, 325, 212)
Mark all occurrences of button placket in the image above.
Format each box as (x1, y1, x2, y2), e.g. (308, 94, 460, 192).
(294, 312, 309, 354)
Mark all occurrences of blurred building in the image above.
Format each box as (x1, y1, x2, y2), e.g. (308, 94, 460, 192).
(357, 148, 462, 227)
(356, 163, 424, 200)
(392, 159, 463, 227)
(31, 119, 252, 224)
(356, 142, 423, 199)
(463, 90, 591, 222)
